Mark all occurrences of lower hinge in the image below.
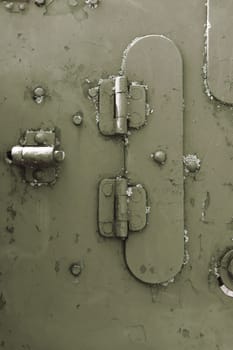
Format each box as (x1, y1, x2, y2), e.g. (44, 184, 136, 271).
(98, 177, 147, 239)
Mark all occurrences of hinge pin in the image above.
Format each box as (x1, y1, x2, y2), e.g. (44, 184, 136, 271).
(114, 77, 128, 135)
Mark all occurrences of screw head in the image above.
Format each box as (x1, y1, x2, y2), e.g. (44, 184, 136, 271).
(153, 150, 167, 165)
(54, 150, 65, 162)
(34, 0, 46, 6)
(72, 114, 83, 126)
(34, 132, 46, 145)
(70, 263, 81, 277)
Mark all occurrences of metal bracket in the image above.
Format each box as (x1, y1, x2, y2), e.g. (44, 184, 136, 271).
(98, 177, 147, 239)
(98, 76, 147, 136)
(8, 129, 65, 185)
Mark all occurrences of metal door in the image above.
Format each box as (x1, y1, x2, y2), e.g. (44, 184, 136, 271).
(0, 1, 233, 349)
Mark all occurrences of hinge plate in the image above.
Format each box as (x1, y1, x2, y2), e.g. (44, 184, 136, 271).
(98, 178, 147, 239)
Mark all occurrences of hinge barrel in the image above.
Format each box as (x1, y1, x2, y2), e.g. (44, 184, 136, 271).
(98, 76, 147, 136)
(114, 76, 128, 135)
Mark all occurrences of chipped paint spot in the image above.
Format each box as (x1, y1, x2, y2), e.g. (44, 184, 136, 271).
(184, 229, 189, 243)
(201, 191, 210, 223)
(125, 324, 147, 344)
(183, 154, 201, 174)
(0, 293, 6, 311)
(54, 260, 60, 273)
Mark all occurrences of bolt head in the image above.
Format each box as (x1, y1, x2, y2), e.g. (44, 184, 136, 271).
(34, 0, 46, 6)
(54, 150, 65, 162)
(153, 150, 167, 165)
(70, 263, 81, 277)
(72, 114, 83, 126)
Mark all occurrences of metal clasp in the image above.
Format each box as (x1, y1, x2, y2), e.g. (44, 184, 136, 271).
(7, 129, 65, 185)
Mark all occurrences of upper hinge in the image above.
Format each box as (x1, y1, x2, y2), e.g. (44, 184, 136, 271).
(98, 177, 147, 239)
(98, 76, 147, 136)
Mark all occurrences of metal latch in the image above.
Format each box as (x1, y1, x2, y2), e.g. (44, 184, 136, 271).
(98, 177, 147, 239)
(98, 76, 147, 135)
(7, 129, 65, 185)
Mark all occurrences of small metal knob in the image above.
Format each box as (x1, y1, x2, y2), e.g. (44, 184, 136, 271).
(152, 150, 167, 165)
(70, 263, 82, 277)
(54, 150, 65, 162)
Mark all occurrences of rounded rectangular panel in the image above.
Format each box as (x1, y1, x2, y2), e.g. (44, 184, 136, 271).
(123, 35, 184, 284)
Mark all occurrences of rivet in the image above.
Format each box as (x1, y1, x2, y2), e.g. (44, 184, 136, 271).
(5, 2, 14, 11)
(70, 263, 81, 277)
(18, 3, 26, 11)
(34, 132, 46, 145)
(54, 150, 65, 162)
(72, 113, 83, 126)
(85, 0, 99, 8)
(102, 183, 113, 197)
(152, 150, 167, 165)
(34, 0, 46, 6)
(33, 86, 45, 104)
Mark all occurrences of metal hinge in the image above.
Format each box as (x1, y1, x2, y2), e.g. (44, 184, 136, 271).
(97, 76, 147, 135)
(98, 177, 147, 239)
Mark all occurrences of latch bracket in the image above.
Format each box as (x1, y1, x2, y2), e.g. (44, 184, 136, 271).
(8, 129, 65, 185)
(98, 177, 147, 239)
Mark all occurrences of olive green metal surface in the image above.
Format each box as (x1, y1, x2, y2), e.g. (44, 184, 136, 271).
(1, 1, 233, 350)
(207, 0, 233, 104)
